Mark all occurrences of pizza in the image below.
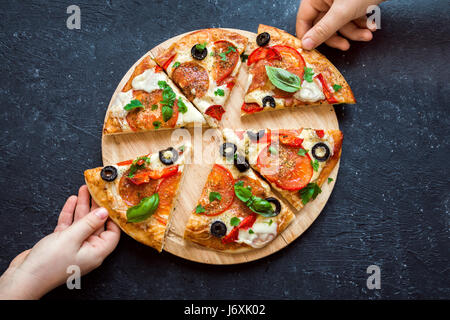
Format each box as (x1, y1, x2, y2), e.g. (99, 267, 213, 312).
(184, 146, 294, 252)
(154, 28, 248, 127)
(84, 143, 190, 251)
(103, 55, 206, 135)
(241, 24, 356, 116)
(222, 128, 343, 210)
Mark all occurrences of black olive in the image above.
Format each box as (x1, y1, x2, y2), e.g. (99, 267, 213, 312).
(311, 142, 330, 162)
(100, 166, 118, 182)
(256, 32, 271, 47)
(191, 44, 207, 60)
(262, 96, 276, 108)
(247, 130, 266, 142)
(265, 197, 281, 216)
(234, 154, 250, 172)
(220, 142, 237, 159)
(159, 147, 179, 165)
(210, 221, 227, 238)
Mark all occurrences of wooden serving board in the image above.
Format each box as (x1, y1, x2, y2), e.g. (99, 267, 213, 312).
(102, 29, 340, 264)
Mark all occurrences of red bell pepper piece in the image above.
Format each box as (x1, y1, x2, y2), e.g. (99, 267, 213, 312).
(315, 73, 339, 104)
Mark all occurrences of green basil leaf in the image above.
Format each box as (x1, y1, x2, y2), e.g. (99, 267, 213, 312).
(234, 181, 252, 203)
(218, 52, 227, 61)
(248, 197, 276, 217)
(300, 183, 322, 205)
(177, 97, 188, 114)
(230, 217, 240, 227)
(172, 61, 181, 69)
(332, 84, 342, 92)
(195, 204, 205, 213)
(269, 146, 278, 155)
(303, 67, 314, 83)
(297, 148, 308, 156)
(162, 105, 173, 122)
(153, 121, 161, 129)
(311, 159, 319, 172)
(265, 66, 301, 93)
(328, 177, 334, 184)
(124, 99, 144, 111)
(196, 42, 207, 50)
(151, 104, 158, 110)
(248, 229, 254, 234)
(126, 194, 159, 223)
(209, 191, 222, 202)
(240, 53, 248, 62)
(214, 89, 225, 97)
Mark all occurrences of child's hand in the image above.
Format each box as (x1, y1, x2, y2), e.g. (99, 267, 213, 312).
(0, 185, 120, 299)
(296, 0, 383, 51)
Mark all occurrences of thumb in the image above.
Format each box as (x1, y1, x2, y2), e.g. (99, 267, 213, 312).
(66, 207, 109, 242)
(301, 4, 350, 50)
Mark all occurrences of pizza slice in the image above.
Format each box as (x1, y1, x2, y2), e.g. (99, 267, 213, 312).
(222, 128, 343, 210)
(184, 146, 294, 252)
(241, 24, 355, 116)
(103, 55, 206, 135)
(155, 28, 248, 127)
(84, 143, 190, 252)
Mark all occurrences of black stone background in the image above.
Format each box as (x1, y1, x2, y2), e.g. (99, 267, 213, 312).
(0, 0, 449, 299)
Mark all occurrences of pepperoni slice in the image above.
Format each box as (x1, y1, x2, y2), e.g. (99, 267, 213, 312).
(154, 171, 182, 224)
(118, 170, 159, 206)
(171, 62, 209, 100)
(241, 102, 264, 114)
(213, 40, 239, 85)
(256, 143, 313, 191)
(126, 89, 179, 131)
(247, 47, 282, 66)
(205, 105, 225, 121)
(198, 164, 235, 216)
(248, 59, 273, 92)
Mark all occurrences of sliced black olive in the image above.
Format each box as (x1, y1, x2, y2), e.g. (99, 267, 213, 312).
(234, 153, 250, 172)
(265, 197, 281, 216)
(311, 142, 330, 162)
(256, 32, 271, 47)
(159, 147, 179, 165)
(210, 221, 227, 238)
(191, 44, 207, 60)
(262, 96, 276, 108)
(247, 130, 266, 142)
(100, 166, 118, 182)
(220, 142, 237, 159)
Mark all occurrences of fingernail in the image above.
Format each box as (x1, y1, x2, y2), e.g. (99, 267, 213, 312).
(94, 207, 108, 219)
(302, 37, 315, 50)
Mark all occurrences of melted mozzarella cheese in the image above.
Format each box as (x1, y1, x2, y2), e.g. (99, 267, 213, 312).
(108, 90, 133, 129)
(132, 69, 167, 93)
(236, 220, 278, 248)
(294, 79, 325, 102)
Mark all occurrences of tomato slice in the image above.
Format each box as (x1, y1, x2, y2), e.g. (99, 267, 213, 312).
(256, 143, 313, 191)
(221, 226, 239, 244)
(315, 130, 325, 138)
(241, 102, 264, 114)
(213, 40, 239, 85)
(205, 105, 225, 121)
(271, 45, 306, 69)
(198, 164, 235, 216)
(247, 47, 282, 66)
(128, 165, 179, 185)
(279, 130, 303, 147)
(238, 213, 257, 230)
(315, 73, 338, 104)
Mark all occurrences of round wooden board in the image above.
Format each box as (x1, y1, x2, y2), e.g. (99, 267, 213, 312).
(102, 29, 340, 265)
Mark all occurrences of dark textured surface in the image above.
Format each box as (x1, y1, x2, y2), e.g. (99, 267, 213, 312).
(0, 0, 449, 300)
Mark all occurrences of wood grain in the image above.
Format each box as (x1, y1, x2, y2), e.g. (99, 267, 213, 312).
(102, 29, 340, 265)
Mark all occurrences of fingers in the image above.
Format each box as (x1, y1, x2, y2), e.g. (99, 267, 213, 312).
(324, 34, 351, 51)
(74, 185, 91, 221)
(301, 3, 351, 50)
(54, 195, 77, 232)
(98, 220, 121, 256)
(66, 207, 109, 244)
(296, 0, 321, 39)
(338, 22, 373, 42)
(91, 198, 104, 236)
